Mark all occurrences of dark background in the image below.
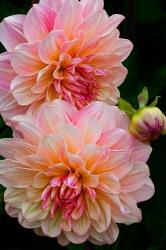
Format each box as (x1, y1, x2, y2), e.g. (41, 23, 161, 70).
(0, 0, 166, 249)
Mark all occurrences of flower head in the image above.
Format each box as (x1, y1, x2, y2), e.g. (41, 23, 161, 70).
(129, 107, 166, 142)
(0, 100, 154, 245)
(0, 0, 133, 121)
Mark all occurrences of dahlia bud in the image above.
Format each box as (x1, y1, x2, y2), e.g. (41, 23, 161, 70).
(118, 87, 166, 142)
(129, 107, 166, 142)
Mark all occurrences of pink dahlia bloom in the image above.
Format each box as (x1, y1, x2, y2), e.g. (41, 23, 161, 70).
(0, 101, 154, 245)
(0, 0, 133, 121)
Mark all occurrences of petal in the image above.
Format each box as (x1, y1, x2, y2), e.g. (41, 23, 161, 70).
(0, 14, 26, 51)
(11, 75, 41, 106)
(73, 101, 128, 133)
(38, 134, 65, 163)
(64, 230, 89, 244)
(81, 0, 104, 18)
(0, 52, 16, 90)
(79, 144, 108, 169)
(92, 199, 111, 233)
(75, 117, 102, 144)
(27, 186, 43, 202)
(32, 64, 55, 93)
(0, 139, 36, 163)
(24, 4, 56, 42)
(5, 168, 37, 188)
(15, 121, 43, 145)
(85, 196, 101, 221)
(40, 0, 65, 12)
(5, 204, 19, 218)
(41, 210, 61, 237)
(120, 162, 150, 192)
(18, 212, 41, 229)
(111, 193, 142, 225)
(54, 123, 83, 153)
(72, 214, 90, 236)
(113, 38, 133, 61)
(0, 90, 26, 121)
(131, 139, 152, 163)
(57, 233, 70, 246)
(11, 42, 45, 75)
(32, 172, 50, 188)
(99, 173, 120, 194)
(130, 178, 155, 203)
(54, 0, 81, 38)
(36, 100, 76, 133)
(4, 188, 26, 208)
(22, 202, 49, 222)
(109, 14, 125, 31)
(39, 30, 66, 64)
(90, 220, 119, 245)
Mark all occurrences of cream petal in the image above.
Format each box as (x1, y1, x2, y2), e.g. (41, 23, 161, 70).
(18, 212, 41, 229)
(41, 210, 61, 237)
(5, 204, 20, 218)
(57, 233, 70, 246)
(24, 4, 56, 42)
(92, 199, 111, 233)
(27, 186, 42, 202)
(5, 168, 37, 188)
(0, 15, 26, 52)
(64, 230, 89, 244)
(4, 188, 27, 208)
(85, 196, 100, 221)
(99, 173, 120, 194)
(72, 214, 90, 236)
(32, 172, 50, 188)
(22, 202, 49, 222)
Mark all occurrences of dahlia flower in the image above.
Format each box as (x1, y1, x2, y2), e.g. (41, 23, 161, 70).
(0, 0, 133, 122)
(0, 100, 154, 245)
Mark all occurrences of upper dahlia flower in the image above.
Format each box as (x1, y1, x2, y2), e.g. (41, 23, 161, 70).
(0, 0, 133, 121)
(0, 100, 154, 245)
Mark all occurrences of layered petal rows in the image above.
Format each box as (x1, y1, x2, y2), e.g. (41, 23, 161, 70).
(0, 101, 154, 245)
(0, 0, 133, 121)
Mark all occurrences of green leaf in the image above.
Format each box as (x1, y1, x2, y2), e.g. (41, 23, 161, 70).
(118, 98, 136, 118)
(138, 87, 149, 108)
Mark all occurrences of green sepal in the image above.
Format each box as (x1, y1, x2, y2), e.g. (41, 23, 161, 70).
(138, 87, 149, 108)
(118, 98, 136, 118)
(149, 96, 160, 107)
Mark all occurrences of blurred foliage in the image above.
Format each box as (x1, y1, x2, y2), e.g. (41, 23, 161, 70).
(0, 0, 166, 250)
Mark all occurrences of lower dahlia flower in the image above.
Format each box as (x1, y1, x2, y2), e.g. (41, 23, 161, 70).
(0, 101, 154, 245)
(0, 0, 133, 122)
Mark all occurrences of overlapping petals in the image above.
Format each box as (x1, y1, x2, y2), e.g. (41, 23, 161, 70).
(0, 101, 154, 245)
(0, 0, 133, 121)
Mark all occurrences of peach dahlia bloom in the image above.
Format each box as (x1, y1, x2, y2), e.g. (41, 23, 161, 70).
(0, 0, 133, 121)
(0, 101, 154, 245)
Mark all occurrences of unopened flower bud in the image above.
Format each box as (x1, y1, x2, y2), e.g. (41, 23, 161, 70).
(129, 107, 166, 142)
